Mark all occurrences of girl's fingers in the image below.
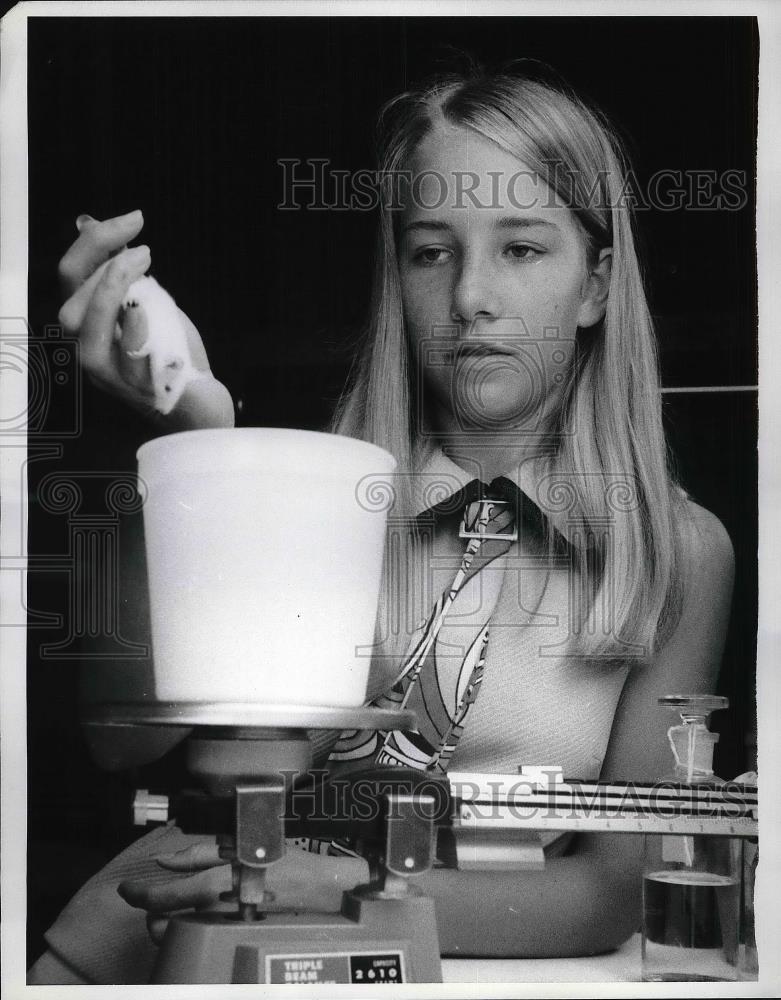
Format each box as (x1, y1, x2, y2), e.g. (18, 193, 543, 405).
(154, 842, 224, 872)
(146, 913, 170, 946)
(57, 256, 113, 334)
(117, 300, 154, 390)
(118, 866, 231, 913)
(78, 245, 151, 373)
(58, 209, 144, 294)
(167, 376, 236, 430)
(57, 216, 234, 427)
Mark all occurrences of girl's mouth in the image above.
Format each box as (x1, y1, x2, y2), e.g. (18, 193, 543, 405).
(457, 343, 517, 358)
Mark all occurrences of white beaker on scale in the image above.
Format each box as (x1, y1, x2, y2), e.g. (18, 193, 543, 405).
(137, 428, 396, 706)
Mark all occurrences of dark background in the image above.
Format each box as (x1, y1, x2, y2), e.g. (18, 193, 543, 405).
(25, 16, 758, 965)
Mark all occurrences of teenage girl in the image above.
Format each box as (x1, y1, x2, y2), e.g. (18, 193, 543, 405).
(29, 70, 734, 984)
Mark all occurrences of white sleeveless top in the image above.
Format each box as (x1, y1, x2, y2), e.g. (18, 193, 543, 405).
(363, 447, 632, 781)
(449, 561, 630, 779)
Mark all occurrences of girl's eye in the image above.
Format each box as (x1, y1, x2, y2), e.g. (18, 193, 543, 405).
(412, 246, 452, 266)
(506, 243, 541, 261)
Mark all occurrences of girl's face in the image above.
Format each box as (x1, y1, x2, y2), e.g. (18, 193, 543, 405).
(398, 124, 610, 434)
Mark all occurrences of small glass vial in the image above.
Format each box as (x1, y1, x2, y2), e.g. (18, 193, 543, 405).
(660, 694, 728, 784)
(642, 695, 741, 982)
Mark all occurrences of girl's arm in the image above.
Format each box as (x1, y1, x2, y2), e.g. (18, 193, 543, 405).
(420, 500, 736, 957)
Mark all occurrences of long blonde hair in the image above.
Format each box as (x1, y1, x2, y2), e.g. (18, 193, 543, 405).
(333, 69, 685, 660)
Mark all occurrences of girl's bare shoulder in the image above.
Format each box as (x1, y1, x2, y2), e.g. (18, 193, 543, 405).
(676, 496, 735, 585)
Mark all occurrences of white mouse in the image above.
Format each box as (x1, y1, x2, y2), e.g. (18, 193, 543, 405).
(118, 275, 205, 414)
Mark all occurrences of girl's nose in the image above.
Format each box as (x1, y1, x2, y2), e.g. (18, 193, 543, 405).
(450, 258, 502, 324)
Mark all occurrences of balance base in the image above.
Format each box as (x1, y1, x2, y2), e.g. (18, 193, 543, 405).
(152, 890, 442, 984)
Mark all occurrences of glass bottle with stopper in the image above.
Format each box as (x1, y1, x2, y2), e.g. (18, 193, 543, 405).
(660, 694, 728, 784)
(641, 694, 741, 982)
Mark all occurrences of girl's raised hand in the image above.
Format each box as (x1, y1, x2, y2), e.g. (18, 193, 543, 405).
(58, 210, 234, 429)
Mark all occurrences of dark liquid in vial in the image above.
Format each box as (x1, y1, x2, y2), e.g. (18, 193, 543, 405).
(644, 870, 736, 947)
(642, 870, 739, 982)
